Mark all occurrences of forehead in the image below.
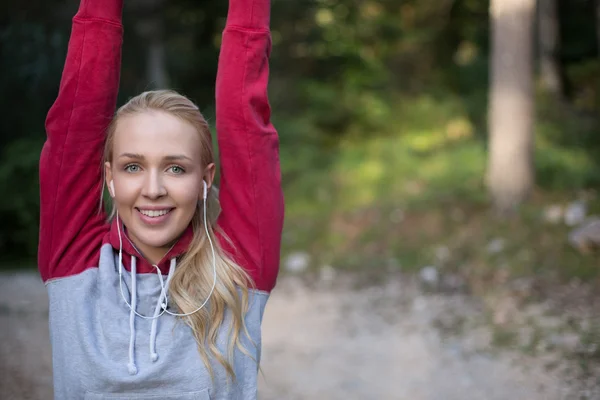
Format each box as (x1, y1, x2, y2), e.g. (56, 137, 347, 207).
(113, 111, 201, 160)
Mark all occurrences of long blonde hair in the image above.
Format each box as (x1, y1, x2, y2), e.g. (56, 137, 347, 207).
(103, 90, 254, 380)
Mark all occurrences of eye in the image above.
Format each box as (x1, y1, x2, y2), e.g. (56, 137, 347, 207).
(168, 165, 185, 174)
(124, 164, 140, 173)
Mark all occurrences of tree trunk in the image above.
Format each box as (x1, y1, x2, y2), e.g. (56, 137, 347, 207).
(537, 0, 561, 96)
(142, 19, 169, 89)
(487, 0, 536, 213)
(130, 0, 169, 89)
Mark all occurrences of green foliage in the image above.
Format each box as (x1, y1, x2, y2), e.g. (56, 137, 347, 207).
(0, 138, 43, 262)
(280, 92, 599, 286)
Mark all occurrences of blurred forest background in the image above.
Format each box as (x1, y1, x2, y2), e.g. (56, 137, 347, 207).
(1, 0, 600, 295)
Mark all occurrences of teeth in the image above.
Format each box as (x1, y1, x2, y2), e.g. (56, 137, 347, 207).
(139, 209, 170, 217)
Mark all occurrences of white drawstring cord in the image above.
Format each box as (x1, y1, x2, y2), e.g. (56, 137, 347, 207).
(127, 256, 138, 375)
(149, 259, 176, 362)
(117, 212, 169, 320)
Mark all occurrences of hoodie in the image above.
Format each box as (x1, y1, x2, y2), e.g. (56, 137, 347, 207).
(38, 0, 284, 398)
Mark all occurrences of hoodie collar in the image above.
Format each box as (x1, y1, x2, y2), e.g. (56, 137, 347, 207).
(108, 217, 194, 274)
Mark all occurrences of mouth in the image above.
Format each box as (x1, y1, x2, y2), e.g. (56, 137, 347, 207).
(136, 208, 173, 217)
(135, 207, 174, 225)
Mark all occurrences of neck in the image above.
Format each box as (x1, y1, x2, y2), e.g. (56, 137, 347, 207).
(126, 231, 174, 266)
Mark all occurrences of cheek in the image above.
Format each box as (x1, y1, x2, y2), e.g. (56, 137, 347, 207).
(112, 178, 140, 206)
(175, 191, 201, 223)
(177, 190, 201, 209)
(171, 180, 202, 207)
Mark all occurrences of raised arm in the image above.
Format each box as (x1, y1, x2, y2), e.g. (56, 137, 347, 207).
(38, 0, 123, 282)
(215, 0, 284, 292)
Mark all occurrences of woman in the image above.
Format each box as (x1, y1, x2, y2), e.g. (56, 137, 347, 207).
(38, 0, 283, 397)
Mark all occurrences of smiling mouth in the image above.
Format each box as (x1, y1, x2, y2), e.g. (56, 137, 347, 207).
(136, 208, 173, 218)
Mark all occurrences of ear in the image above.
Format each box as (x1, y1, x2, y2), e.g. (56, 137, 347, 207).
(104, 161, 114, 198)
(202, 163, 217, 194)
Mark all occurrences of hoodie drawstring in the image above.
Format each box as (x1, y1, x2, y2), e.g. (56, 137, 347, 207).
(127, 255, 138, 375)
(149, 258, 177, 362)
(126, 256, 177, 372)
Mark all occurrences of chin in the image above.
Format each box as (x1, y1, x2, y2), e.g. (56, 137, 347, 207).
(137, 231, 180, 249)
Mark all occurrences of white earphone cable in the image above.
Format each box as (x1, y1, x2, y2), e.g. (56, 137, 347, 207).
(116, 180, 216, 318)
(163, 187, 217, 316)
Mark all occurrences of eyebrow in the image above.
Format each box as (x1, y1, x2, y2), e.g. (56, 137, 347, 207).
(118, 153, 193, 161)
(118, 153, 145, 160)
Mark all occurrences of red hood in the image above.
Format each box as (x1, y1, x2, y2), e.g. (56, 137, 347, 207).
(106, 217, 194, 274)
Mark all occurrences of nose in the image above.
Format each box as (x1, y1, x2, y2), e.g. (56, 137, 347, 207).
(142, 171, 167, 199)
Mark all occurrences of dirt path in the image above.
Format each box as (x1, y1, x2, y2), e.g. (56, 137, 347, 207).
(0, 272, 590, 399)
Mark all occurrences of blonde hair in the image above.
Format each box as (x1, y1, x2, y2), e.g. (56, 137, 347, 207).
(103, 90, 254, 380)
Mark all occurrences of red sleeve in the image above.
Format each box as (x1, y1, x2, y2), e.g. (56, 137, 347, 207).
(215, 0, 284, 292)
(38, 0, 123, 282)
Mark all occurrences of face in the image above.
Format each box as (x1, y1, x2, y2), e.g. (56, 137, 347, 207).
(105, 110, 215, 264)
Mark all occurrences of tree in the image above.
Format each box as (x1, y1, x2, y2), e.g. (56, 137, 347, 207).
(129, 0, 169, 89)
(537, 0, 561, 96)
(487, 0, 536, 213)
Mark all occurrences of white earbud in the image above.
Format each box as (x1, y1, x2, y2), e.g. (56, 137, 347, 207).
(203, 180, 208, 200)
(109, 180, 115, 198)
